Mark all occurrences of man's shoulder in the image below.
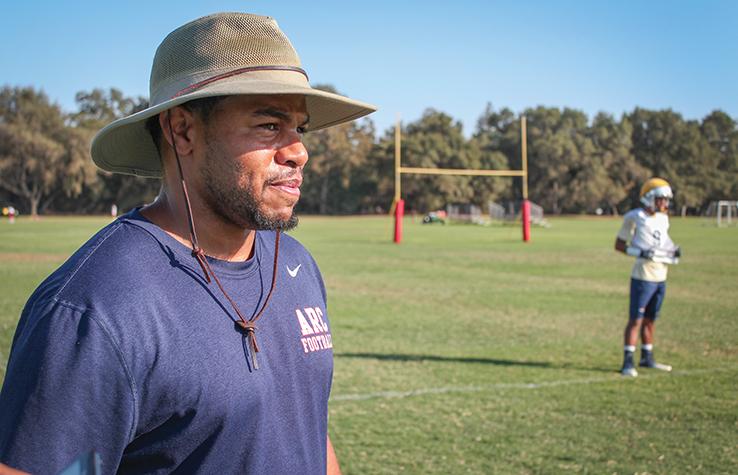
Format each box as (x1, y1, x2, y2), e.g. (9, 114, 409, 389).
(270, 230, 309, 253)
(623, 208, 646, 221)
(12, 217, 164, 354)
(258, 230, 316, 264)
(34, 215, 170, 309)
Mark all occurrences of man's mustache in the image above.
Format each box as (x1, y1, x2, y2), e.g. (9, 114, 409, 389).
(266, 171, 303, 186)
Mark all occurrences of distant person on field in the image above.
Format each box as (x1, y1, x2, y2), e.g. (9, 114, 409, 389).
(615, 177, 681, 377)
(0, 12, 375, 474)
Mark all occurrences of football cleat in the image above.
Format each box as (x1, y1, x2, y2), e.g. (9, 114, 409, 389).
(621, 365, 638, 377)
(639, 360, 673, 372)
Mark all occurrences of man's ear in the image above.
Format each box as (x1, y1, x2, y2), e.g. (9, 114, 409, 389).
(158, 106, 196, 157)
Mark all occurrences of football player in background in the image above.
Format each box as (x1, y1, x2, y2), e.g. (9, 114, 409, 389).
(615, 178, 681, 377)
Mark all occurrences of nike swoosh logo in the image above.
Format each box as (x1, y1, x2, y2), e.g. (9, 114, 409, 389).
(286, 264, 302, 277)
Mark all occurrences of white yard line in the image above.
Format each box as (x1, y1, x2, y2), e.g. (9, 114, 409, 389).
(331, 367, 736, 402)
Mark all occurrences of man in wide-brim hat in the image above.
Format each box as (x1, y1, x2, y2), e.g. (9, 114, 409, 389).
(0, 12, 374, 474)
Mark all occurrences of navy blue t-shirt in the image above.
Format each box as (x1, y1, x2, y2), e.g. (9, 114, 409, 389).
(0, 210, 335, 474)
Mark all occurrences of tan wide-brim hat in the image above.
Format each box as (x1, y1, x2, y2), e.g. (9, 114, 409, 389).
(91, 12, 376, 178)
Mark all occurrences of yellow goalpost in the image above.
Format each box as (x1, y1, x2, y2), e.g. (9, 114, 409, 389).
(390, 116, 531, 243)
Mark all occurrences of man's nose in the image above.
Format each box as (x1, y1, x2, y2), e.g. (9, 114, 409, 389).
(275, 137, 308, 168)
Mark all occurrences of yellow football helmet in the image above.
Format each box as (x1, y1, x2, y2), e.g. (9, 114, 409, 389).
(640, 177, 673, 209)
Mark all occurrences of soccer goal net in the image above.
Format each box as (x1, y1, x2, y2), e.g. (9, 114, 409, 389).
(446, 203, 487, 224)
(704, 200, 738, 227)
(527, 201, 546, 226)
(494, 200, 548, 227)
(488, 201, 506, 221)
(445, 200, 550, 227)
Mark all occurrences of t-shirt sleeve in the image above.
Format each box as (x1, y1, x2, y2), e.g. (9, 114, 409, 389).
(616, 213, 635, 242)
(0, 299, 136, 475)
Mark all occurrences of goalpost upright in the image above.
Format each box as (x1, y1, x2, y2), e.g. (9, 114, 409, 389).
(391, 115, 531, 243)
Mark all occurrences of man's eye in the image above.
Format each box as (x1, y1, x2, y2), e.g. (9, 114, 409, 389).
(261, 123, 279, 131)
(297, 126, 307, 134)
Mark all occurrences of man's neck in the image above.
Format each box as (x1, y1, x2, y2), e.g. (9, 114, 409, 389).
(141, 193, 256, 262)
(644, 207, 667, 216)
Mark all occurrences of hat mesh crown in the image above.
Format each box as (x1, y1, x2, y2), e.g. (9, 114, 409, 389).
(150, 13, 301, 101)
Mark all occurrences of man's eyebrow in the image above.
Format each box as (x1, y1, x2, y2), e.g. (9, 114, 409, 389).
(252, 108, 310, 126)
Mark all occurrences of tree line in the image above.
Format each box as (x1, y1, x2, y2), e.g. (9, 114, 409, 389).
(1, 85, 736, 217)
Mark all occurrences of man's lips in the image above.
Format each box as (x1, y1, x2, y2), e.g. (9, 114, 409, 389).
(269, 176, 302, 197)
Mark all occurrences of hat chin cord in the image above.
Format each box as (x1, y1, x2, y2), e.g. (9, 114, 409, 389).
(166, 110, 280, 371)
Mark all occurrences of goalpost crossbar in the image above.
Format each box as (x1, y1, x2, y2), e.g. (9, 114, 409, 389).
(399, 167, 526, 177)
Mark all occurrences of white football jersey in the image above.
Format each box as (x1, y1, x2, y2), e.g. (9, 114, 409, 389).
(617, 208, 672, 282)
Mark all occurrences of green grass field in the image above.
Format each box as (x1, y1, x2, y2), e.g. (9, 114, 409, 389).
(1, 215, 736, 474)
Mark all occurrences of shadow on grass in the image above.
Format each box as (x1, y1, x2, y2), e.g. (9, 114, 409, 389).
(336, 352, 615, 373)
(336, 352, 552, 368)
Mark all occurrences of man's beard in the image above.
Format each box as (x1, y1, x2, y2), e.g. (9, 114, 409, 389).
(200, 141, 299, 232)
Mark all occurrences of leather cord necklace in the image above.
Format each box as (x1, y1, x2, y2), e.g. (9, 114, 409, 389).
(167, 111, 280, 371)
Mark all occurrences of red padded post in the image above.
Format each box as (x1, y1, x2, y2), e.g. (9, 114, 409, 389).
(394, 199, 405, 244)
(522, 199, 531, 242)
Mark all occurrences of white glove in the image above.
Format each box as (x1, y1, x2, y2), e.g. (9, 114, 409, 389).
(626, 246, 654, 258)
(626, 246, 680, 264)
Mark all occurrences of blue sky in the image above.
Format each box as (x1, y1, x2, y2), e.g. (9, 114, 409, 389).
(2, 0, 736, 136)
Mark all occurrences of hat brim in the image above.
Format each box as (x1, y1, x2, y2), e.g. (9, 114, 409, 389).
(91, 78, 376, 177)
